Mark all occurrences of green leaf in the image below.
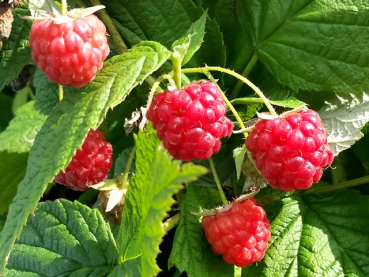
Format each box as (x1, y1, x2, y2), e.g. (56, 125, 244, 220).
(172, 11, 207, 65)
(238, 0, 369, 94)
(243, 191, 369, 276)
(33, 69, 60, 115)
(0, 8, 32, 92)
(117, 128, 207, 276)
(233, 146, 247, 180)
(231, 97, 306, 109)
(113, 148, 135, 177)
(0, 151, 28, 215)
(169, 185, 235, 277)
(0, 41, 171, 274)
(12, 85, 30, 113)
(199, 0, 253, 88)
(319, 92, 369, 156)
(6, 199, 117, 276)
(0, 101, 47, 153)
(351, 123, 369, 168)
(0, 94, 13, 132)
(102, 0, 225, 69)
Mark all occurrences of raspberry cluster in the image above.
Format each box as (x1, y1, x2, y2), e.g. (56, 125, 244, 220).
(246, 109, 334, 191)
(55, 129, 113, 191)
(147, 81, 233, 161)
(29, 14, 109, 88)
(202, 198, 271, 267)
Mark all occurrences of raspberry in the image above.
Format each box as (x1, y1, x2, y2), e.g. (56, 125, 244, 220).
(55, 129, 113, 191)
(147, 81, 233, 161)
(29, 14, 109, 88)
(246, 109, 334, 191)
(202, 198, 271, 267)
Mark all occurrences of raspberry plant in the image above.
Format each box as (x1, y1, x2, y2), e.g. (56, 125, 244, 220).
(1, 0, 369, 277)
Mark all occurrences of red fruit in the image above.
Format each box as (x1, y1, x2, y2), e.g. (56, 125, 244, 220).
(29, 14, 109, 88)
(147, 81, 233, 161)
(246, 109, 334, 191)
(202, 198, 271, 267)
(55, 129, 113, 191)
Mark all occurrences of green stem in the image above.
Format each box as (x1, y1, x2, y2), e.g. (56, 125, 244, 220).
(231, 97, 266, 105)
(120, 147, 136, 187)
(75, 0, 87, 8)
(201, 70, 247, 136)
(181, 67, 277, 116)
(171, 52, 182, 89)
(231, 51, 259, 99)
(89, 0, 128, 53)
(61, 0, 68, 15)
(58, 85, 63, 101)
(163, 213, 181, 232)
(146, 74, 174, 110)
(209, 157, 228, 206)
(304, 175, 369, 195)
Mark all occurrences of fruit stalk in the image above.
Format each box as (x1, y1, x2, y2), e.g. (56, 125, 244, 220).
(88, 0, 128, 53)
(61, 0, 68, 16)
(182, 66, 277, 116)
(231, 51, 259, 99)
(171, 51, 182, 89)
(304, 175, 369, 195)
(209, 157, 228, 206)
(120, 146, 136, 187)
(163, 213, 181, 232)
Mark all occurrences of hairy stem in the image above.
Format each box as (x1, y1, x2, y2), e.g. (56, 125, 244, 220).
(61, 0, 68, 15)
(304, 175, 369, 195)
(163, 213, 181, 232)
(120, 147, 136, 187)
(209, 157, 228, 206)
(88, 0, 128, 53)
(171, 52, 182, 89)
(231, 51, 259, 99)
(182, 67, 277, 116)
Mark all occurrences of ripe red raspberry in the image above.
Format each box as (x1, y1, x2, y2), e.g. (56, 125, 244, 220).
(202, 198, 271, 267)
(29, 14, 109, 88)
(147, 81, 233, 161)
(55, 129, 113, 191)
(246, 109, 334, 191)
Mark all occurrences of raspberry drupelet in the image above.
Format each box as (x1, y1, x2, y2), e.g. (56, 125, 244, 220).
(147, 81, 233, 161)
(246, 109, 334, 191)
(55, 129, 113, 191)
(202, 198, 271, 267)
(29, 14, 110, 88)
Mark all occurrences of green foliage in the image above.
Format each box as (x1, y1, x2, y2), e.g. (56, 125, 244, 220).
(1, 1, 369, 276)
(243, 190, 369, 276)
(0, 8, 32, 92)
(238, 0, 369, 94)
(0, 41, 171, 273)
(0, 101, 47, 153)
(169, 185, 235, 277)
(172, 11, 207, 65)
(117, 128, 207, 276)
(6, 199, 117, 276)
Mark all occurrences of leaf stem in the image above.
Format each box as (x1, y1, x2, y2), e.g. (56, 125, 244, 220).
(171, 52, 182, 89)
(58, 85, 63, 101)
(120, 147, 136, 187)
(61, 0, 68, 15)
(88, 0, 128, 53)
(163, 213, 181, 232)
(231, 51, 259, 99)
(304, 175, 369, 195)
(181, 66, 277, 116)
(209, 157, 228, 206)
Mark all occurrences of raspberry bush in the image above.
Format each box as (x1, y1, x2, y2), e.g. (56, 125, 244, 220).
(1, 0, 369, 277)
